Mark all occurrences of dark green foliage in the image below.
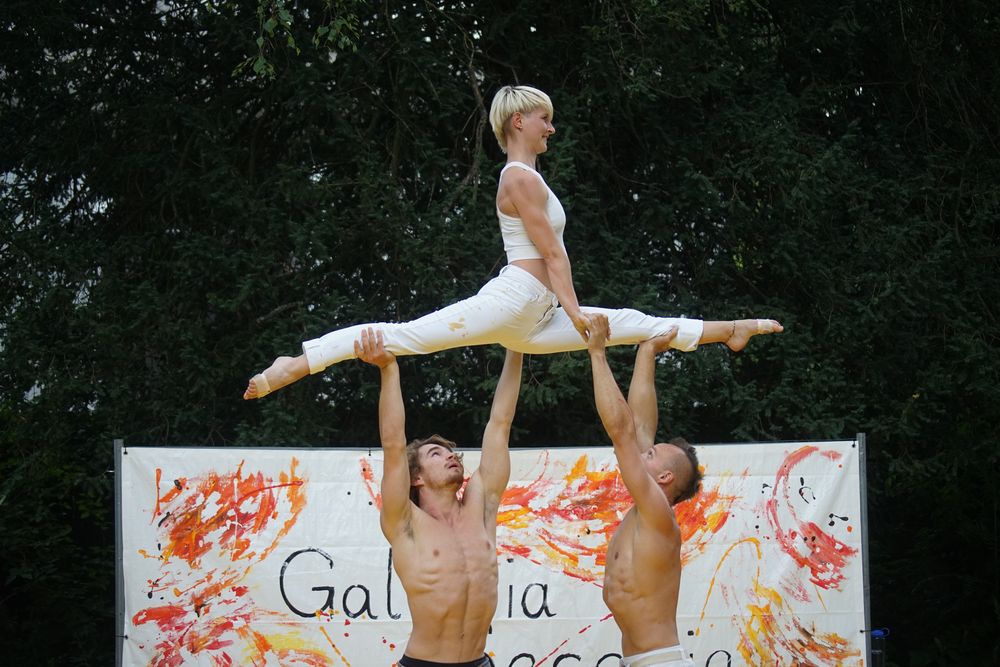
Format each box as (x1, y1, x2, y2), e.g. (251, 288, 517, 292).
(2, 1, 998, 663)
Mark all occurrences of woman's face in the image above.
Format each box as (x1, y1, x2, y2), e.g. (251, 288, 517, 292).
(516, 107, 555, 153)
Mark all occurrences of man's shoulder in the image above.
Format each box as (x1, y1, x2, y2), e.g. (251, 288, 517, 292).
(627, 503, 681, 542)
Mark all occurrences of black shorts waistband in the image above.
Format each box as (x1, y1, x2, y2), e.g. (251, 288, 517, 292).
(399, 655, 490, 667)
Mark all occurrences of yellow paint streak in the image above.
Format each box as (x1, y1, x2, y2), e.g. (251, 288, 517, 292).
(697, 537, 762, 625)
(739, 600, 783, 662)
(259, 629, 310, 653)
(754, 580, 785, 610)
(497, 506, 533, 529)
(813, 582, 828, 611)
(319, 626, 352, 666)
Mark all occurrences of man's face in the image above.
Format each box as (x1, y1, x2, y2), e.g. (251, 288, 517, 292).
(643, 443, 680, 496)
(416, 443, 465, 488)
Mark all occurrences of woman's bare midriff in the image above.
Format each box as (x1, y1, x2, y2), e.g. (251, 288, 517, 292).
(510, 258, 552, 291)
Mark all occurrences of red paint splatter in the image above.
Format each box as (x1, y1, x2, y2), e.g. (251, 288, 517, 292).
(359, 458, 382, 509)
(134, 459, 322, 666)
(535, 638, 570, 665)
(737, 580, 862, 664)
(496, 454, 737, 580)
(765, 446, 858, 590)
(152, 460, 306, 568)
(497, 454, 625, 581)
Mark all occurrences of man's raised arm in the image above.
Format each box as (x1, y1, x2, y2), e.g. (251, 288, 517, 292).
(587, 316, 674, 527)
(478, 350, 523, 509)
(627, 328, 678, 453)
(355, 328, 412, 539)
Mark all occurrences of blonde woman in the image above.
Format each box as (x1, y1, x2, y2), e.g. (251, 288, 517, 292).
(244, 85, 780, 399)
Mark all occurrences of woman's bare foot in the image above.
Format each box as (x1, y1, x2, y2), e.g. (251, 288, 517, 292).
(244, 373, 271, 400)
(243, 355, 310, 399)
(725, 319, 784, 352)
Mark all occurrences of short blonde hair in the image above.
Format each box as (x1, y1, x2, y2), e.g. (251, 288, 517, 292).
(489, 85, 554, 153)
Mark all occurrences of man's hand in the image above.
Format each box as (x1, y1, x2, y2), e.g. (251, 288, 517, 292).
(587, 313, 611, 353)
(355, 327, 396, 368)
(639, 326, 678, 355)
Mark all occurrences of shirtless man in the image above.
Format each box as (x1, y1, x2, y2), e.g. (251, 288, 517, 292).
(355, 327, 522, 666)
(587, 314, 701, 667)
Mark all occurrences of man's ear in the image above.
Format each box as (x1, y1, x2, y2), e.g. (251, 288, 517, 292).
(411, 472, 425, 488)
(656, 469, 674, 486)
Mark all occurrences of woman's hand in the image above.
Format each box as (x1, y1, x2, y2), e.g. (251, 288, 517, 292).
(571, 311, 601, 343)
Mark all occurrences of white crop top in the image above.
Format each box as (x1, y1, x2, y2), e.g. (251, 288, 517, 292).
(496, 161, 567, 262)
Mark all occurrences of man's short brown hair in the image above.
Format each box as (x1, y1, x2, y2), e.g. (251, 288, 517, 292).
(668, 437, 703, 504)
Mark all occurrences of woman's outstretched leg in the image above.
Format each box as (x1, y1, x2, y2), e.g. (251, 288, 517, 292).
(244, 270, 554, 399)
(244, 355, 310, 400)
(518, 308, 704, 353)
(519, 308, 782, 354)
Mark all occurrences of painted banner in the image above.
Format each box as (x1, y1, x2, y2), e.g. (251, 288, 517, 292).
(117, 440, 869, 666)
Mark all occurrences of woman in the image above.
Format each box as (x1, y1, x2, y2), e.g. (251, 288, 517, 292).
(244, 85, 780, 399)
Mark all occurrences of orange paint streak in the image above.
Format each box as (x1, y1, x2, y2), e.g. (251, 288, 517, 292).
(137, 601, 334, 667)
(135, 459, 312, 666)
(133, 604, 190, 633)
(154, 468, 163, 518)
(153, 460, 305, 568)
(498, 456, 738, 581)
(145, 576, 176, 597)
(274, 647, 333, 667)
(675, 473, 741, 564)
(250, 628, 271, 656)
(737, 577, 861, 664)
(497, 454, 628, 581)
(153, 471, 188, 522)
(791, 619, 863, 662)
(170, 571, 216, 598)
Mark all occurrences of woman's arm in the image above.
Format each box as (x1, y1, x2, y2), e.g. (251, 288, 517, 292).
(504, 170, 591, 340)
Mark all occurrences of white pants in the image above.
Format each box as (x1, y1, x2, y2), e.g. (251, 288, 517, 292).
(302, 265, 704, 374)
(620, 645, 695, 667)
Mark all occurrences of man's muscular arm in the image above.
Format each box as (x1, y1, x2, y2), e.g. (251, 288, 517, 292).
(627, 328, 678, 453)
(477, 350, 523, 515)
(355, 328, 412, 540)
(588, 316, 676, 533)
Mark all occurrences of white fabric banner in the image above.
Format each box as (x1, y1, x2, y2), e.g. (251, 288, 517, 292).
(118, 440, 867, 666)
